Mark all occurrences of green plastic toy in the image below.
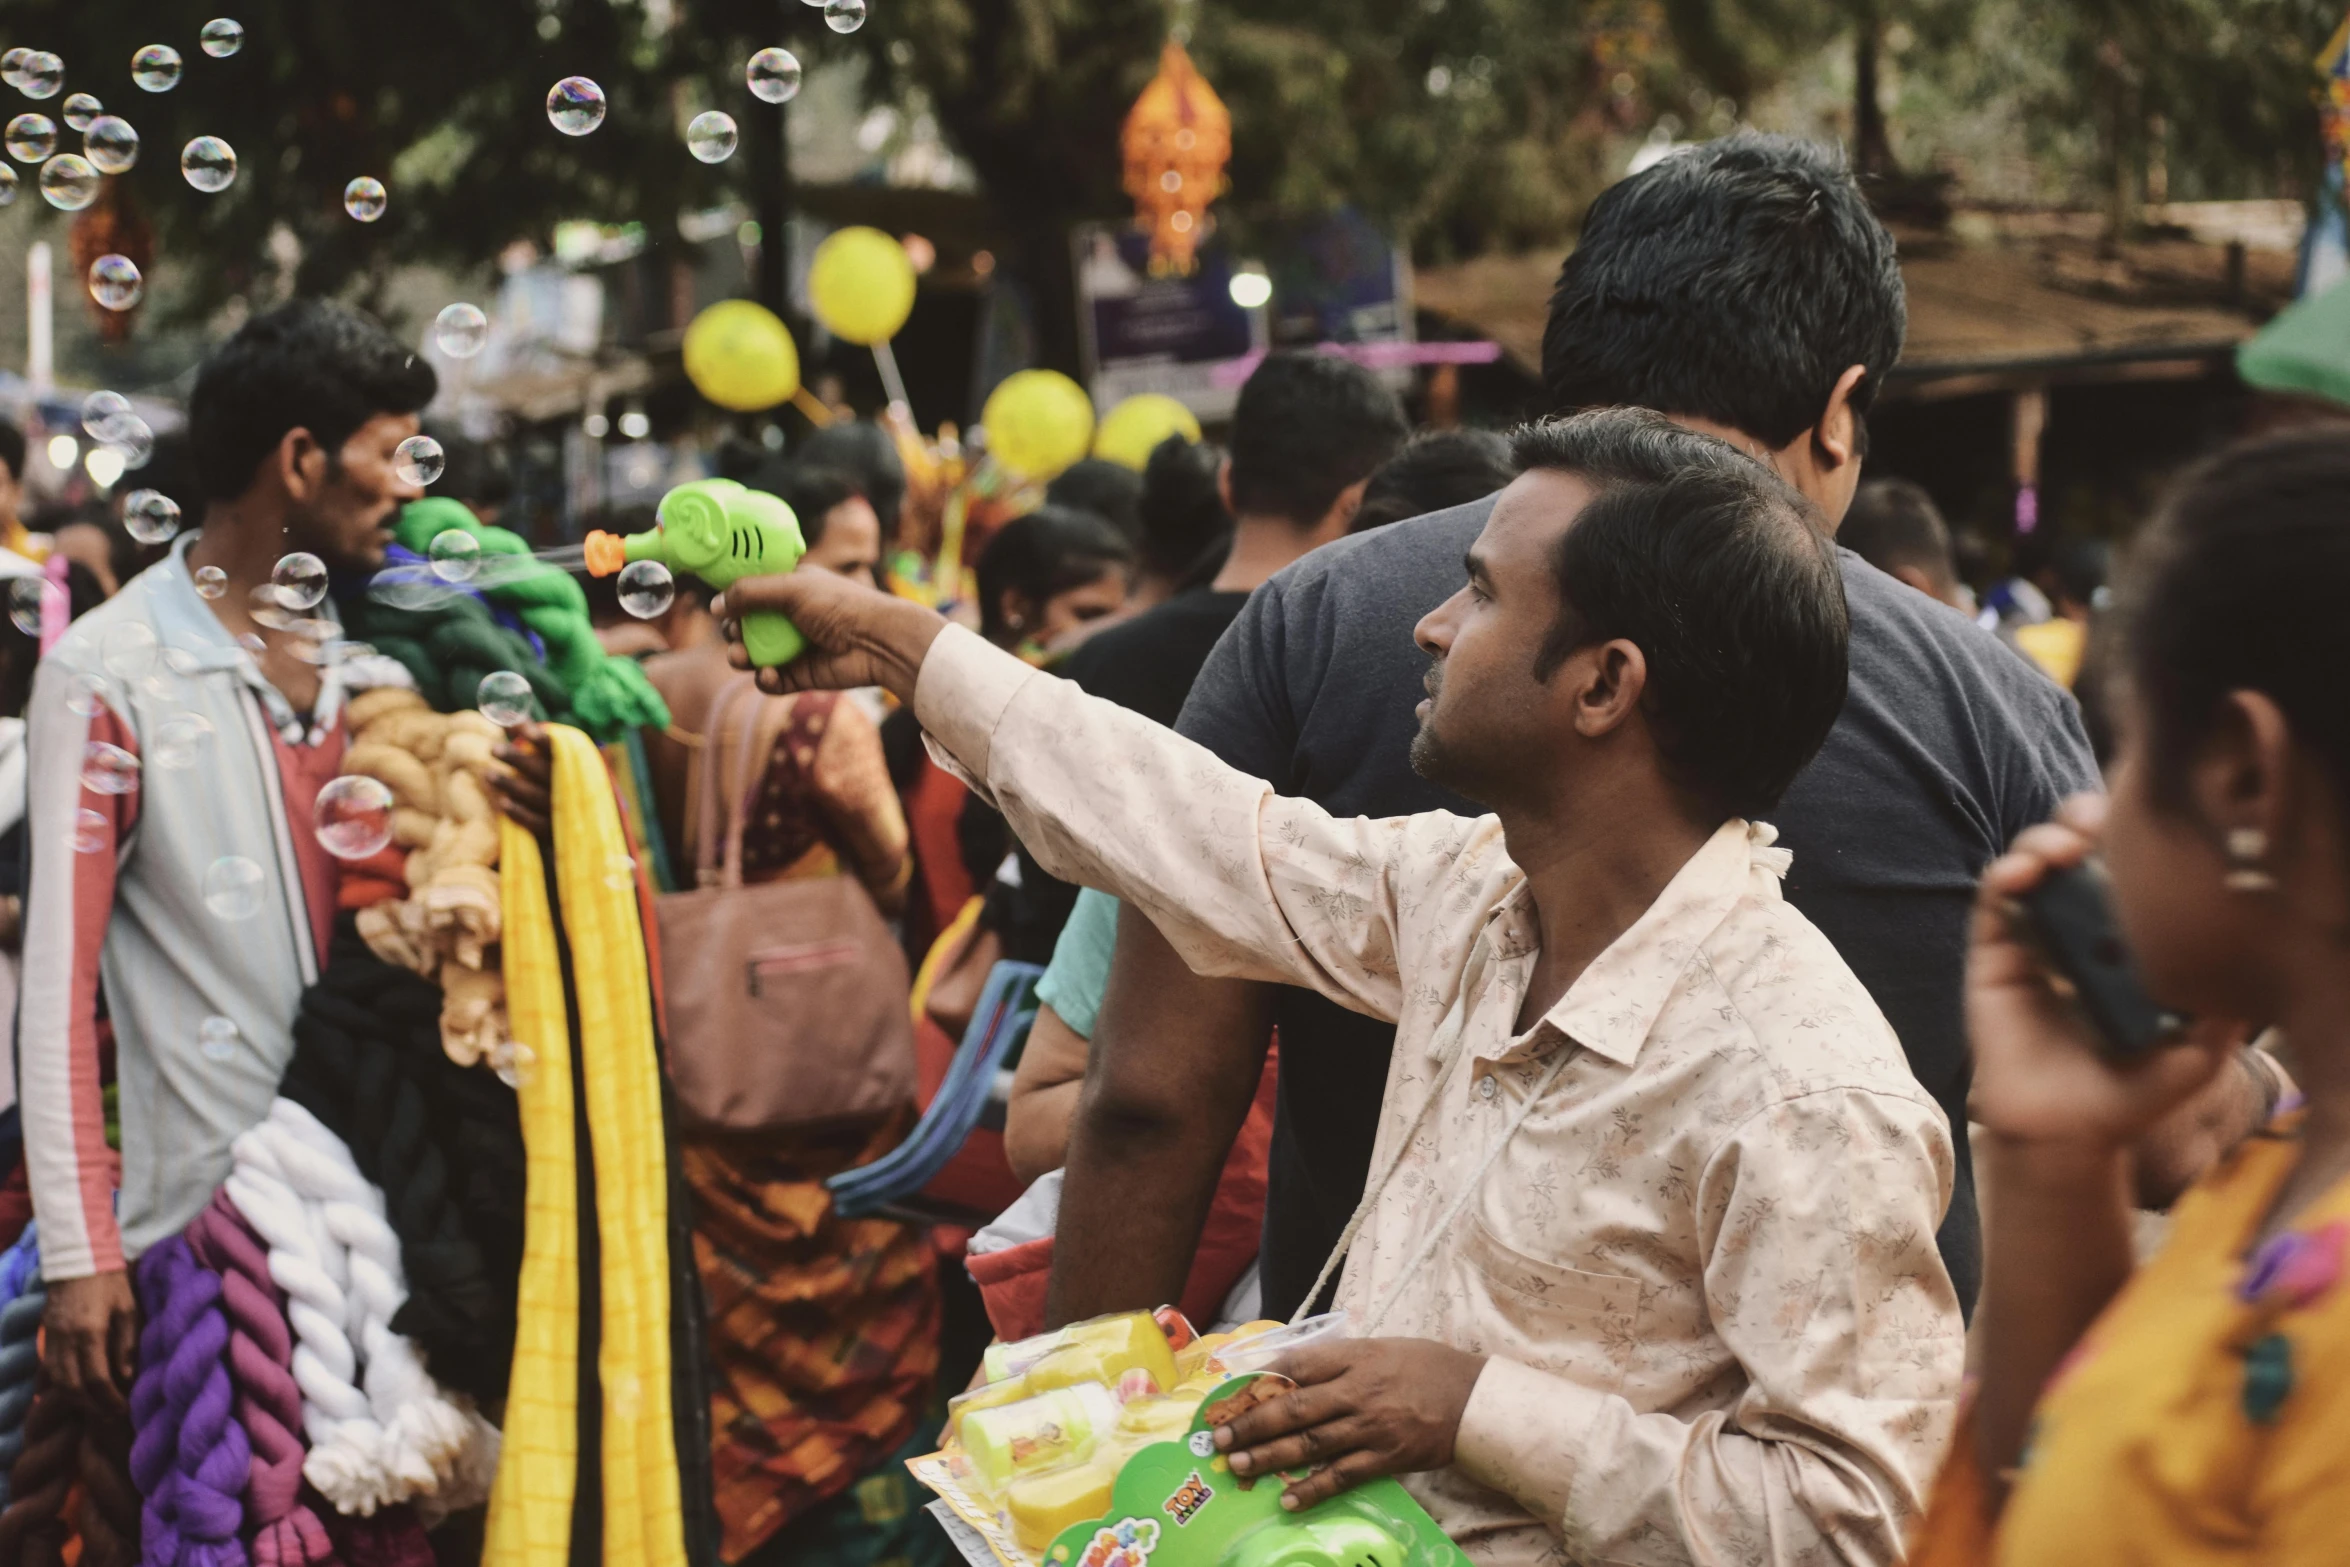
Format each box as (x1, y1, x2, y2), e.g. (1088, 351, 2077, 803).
(586, 478, 809, 666)
(1040, 1375, 1469, 1567)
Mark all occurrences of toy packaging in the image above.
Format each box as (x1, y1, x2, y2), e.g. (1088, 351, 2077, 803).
(911, 1310, 1470, 1567)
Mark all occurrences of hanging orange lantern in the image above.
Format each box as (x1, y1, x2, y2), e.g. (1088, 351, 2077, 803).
(1121, 39, 1231, 277)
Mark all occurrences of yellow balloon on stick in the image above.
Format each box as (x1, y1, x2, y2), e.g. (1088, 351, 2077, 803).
(1091, 393, 1202, 471)
(682, 299, 801, 412)
(982, 370, 1097, 482)
(808, 226, 919, 346)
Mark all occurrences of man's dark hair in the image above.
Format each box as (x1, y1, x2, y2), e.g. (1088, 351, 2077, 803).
(1138, 435, 1231, 583)
(1353, 429, 1515, 534)
(1543, 134, 1904, 451)
(755, 462, 865, 549)
(975, 504, 1133, 645)
(0, 416, 23, 484)
(1227, 353, 1408, 527)
(797, 420, 906, 534)
(187, 300, 437, 503)
(1046, 459, 1144, 546)
(1513, 408, 1849, 820)
(1840, 478, 1956, 589)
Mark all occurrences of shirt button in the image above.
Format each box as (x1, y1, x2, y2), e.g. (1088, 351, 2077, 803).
(1478, 1075, 1498, 1101)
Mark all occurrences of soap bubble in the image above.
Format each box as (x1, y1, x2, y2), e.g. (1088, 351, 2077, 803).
(121, 489, 179, 544)
(88, 254, 142, 311)
(248, 584, 301, 631)
(100, 416, 154, 469)
(393, 434, 444, 487)
(427, 529, 480, 582)
(18, 54, 61, 101)
(101, 622, 159, 681)
(617, 559, 675, 619)
(314, 774, 394, 859)
(545, 77, 605, 136)
(81, 390, 131, 440)
(0, 166, 16, 207)
(6, 578, 42, 636)
(69, 808, 109, 854)
(6, 115, 55, 163)
(0, 51, 26, 90)
(433, 301, 487, 358)
(84, 115, 139, 174)
(150, 711, 213, 770)
(234, 632, 264, 655)
(495, 1040, 536, 1090)
(80, 741, 139, 796)
(342, 175, 385, 221)
(201, 855, 266, 920)
(200, 19, 245, 58)
(60, 93, 98, 131)
(686, 111, 737, 164)
(747, 48, 803, 103)
(39, 154, 98, 210)
(194, 564, 227, 599)
(271, 551, 328, 611)
(824, 0, 868, 33)
(199, 1016, 240, 1061)
(131, 44, 183, 91)
(476, 670, 533, 727)
(63, 670, 111, 718)
(181, 135, 235, 191)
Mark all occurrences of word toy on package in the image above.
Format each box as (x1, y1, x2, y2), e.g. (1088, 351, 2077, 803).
(912, 1310, 1470, 1567)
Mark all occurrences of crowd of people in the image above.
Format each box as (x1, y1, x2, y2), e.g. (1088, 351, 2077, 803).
(0, 127, 2338, 1567)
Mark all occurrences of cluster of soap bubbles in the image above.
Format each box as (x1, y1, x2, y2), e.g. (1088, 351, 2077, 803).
(540, 30, 851, 165)
(81, 391, 155, 473)
(3, 28, 241, 208)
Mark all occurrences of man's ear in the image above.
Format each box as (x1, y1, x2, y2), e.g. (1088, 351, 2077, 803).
(1810, 364, 1868, 475)
(1314, 477, 1370, 544)
(1217, 457, 1235, 519)
(274, 427, 329, 503)
(1570, 637, 1648, 739)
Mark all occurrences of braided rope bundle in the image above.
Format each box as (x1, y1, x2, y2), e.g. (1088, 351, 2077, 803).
(0, 1253, 48, 1506)
(128, 1238, 250, 1567)
(78, 1394, 142, 1567)
(284, 945, 521, 1404)
(0, 1375, 76, 1565)
(225, 1101, 495, 1516)
(183, 1191, 340, 1567)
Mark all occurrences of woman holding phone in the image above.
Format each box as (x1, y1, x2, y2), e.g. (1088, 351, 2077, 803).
(1920, 426, 2350, 1562)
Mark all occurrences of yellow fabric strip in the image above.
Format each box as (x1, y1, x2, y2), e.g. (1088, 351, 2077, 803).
(486, 817, 582, 1565)
(546, 725, 688, 1567)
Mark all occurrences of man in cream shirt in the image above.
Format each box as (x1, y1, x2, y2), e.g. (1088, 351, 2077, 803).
(719, 410, 1963, 1567)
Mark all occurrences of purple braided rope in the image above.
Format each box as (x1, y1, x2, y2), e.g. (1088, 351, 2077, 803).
(185, 1193, 339, 1567)
(131, 1239, 250, 1567)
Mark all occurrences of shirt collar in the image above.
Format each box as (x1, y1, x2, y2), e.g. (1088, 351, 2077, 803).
(1488, 819, 1790, 1068)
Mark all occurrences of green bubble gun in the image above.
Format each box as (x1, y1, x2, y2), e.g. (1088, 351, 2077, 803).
(585, 478, 809, 666)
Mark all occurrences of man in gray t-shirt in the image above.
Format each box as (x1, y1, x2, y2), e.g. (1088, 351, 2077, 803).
(1043, 134, 2094, 1331)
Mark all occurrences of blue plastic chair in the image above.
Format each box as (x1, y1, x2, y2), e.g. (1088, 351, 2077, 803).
(828, 960, 1043, 1219)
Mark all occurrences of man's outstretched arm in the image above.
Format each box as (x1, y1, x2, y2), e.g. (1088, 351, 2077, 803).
(722, 571, 1441, 1021)
(1046, 907, 1271, 1327)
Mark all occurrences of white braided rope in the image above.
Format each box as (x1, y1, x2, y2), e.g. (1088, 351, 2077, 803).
(225, 1129, 397, 1514)
(227, 1100, 497, 1515)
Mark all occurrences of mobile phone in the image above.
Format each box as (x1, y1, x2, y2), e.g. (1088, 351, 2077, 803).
(2014, 859, 2185, 1060)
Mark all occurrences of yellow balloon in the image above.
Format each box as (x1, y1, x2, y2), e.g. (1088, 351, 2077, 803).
(1091, 393, 1202, 471)
(682, 299, 801, 412)
(983, 370, 1097, 482)
(808, 226, 918, 346)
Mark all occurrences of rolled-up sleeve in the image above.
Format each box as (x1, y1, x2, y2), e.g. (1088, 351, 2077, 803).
(913, 624, 1480, 1025)
(1453, 1085, 1964, 1567)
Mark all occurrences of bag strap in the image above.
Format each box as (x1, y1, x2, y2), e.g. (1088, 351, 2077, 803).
(719, 681, 792, 887)
(694, 676, 762, 888)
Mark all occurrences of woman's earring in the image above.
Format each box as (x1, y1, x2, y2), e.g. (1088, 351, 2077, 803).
(2225, 827, 2278, 893)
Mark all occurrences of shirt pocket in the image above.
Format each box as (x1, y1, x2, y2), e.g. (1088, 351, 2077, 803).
(1452, 1213, 1646, 1395)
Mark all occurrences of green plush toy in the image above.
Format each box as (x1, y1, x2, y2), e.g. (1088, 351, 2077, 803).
(389, 498, 672, 741)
